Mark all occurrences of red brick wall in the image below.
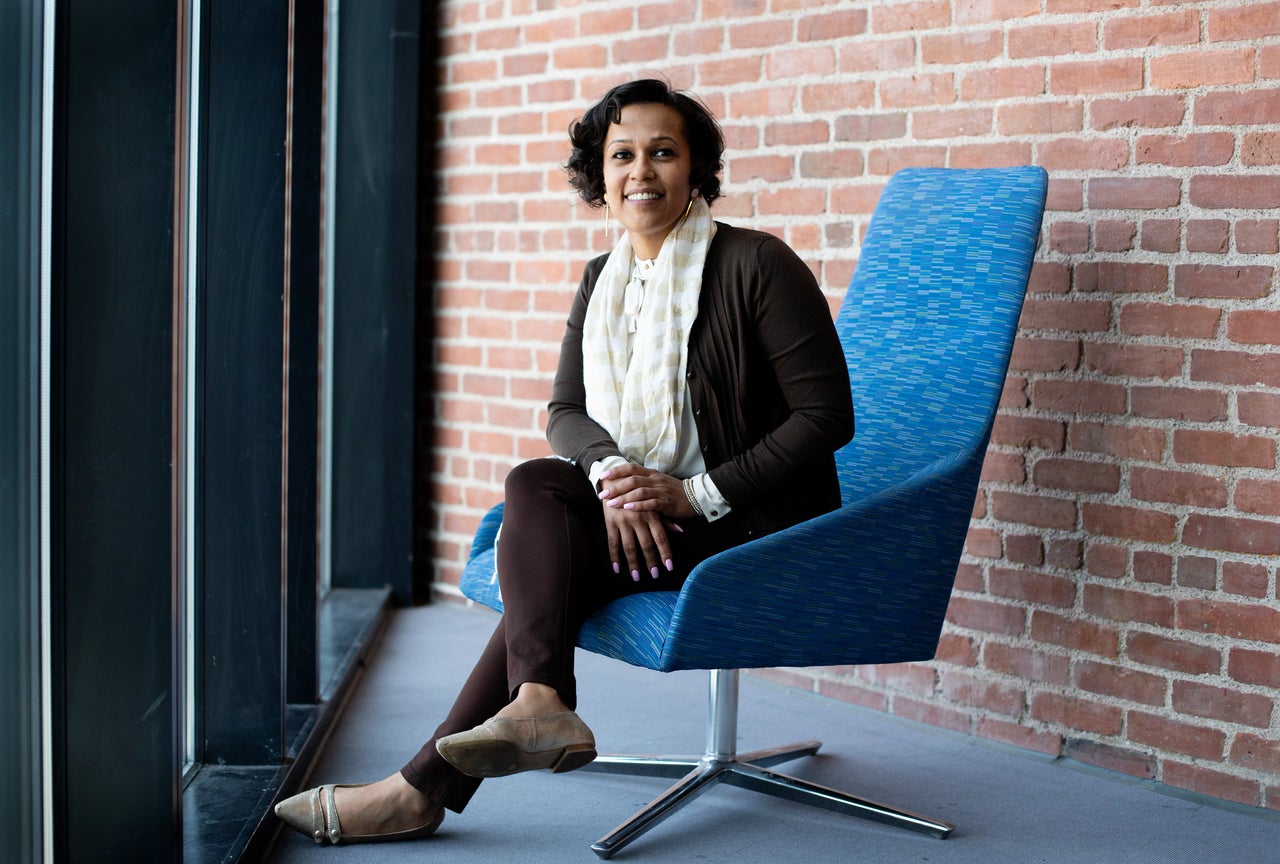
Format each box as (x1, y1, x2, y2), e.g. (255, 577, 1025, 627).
(428, 0, 1280, 808)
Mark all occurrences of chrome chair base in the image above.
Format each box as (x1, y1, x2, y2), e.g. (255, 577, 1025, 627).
(581, 670, 953, 859)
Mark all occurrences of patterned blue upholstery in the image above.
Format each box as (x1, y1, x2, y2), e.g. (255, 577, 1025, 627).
(458, 166, 1048, 673)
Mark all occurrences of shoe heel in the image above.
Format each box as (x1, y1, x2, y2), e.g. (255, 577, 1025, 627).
(551, 744, 597, 774)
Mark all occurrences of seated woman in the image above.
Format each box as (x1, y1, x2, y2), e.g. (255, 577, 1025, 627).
(275, 77, 854, 846)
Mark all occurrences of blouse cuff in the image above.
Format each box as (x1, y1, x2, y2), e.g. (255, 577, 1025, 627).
(688, 472, 731, 522)
(589, 455, 630, 490)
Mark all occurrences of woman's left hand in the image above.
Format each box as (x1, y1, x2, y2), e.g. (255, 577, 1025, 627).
(598, 464, 697, 520)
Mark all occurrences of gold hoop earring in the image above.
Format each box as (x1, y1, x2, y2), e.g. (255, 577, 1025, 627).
(683, 197, 694, 220)
(603, 203, 613, 240)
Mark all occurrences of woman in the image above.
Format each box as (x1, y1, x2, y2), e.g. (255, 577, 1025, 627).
(275, 77, 854, 845)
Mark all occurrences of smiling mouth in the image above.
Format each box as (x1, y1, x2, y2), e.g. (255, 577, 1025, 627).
(626, 191, 662, 201)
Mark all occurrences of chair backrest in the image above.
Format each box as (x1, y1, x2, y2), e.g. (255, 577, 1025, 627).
(834, 166, 1047, 504)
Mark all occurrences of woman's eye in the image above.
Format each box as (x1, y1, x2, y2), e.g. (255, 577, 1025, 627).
(610, 150, 632, 161)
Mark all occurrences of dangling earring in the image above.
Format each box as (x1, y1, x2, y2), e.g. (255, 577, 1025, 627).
(603, 203, 613, 240)
(683, 189, 698, 221)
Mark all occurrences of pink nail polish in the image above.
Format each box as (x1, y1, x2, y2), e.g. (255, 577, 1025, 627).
(665, 559, 674, 571)
(631, 570, 640, 582)
(650, 567, 660, 579)
(623, 502, 635, 510)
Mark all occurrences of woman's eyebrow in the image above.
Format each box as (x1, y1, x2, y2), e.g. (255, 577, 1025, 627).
(608, 135, 679, 146)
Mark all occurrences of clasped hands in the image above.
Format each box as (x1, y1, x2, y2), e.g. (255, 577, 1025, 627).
(597, 464, 697, 582)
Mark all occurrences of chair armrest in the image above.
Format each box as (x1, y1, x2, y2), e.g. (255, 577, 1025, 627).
(657, 447, 985, 671)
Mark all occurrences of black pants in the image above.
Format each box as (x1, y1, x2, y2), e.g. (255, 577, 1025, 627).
(400, 457, 742, 813)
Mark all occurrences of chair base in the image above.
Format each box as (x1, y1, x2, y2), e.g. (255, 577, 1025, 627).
(580, 671, 953, 859)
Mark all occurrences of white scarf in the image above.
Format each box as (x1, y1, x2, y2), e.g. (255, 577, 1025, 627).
(582, 196, 716, 472)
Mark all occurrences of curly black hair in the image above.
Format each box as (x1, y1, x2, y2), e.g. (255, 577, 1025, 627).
(565, 79, 724, 209)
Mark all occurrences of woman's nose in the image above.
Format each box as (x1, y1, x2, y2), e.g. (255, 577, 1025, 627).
(630, 156, 654, 179)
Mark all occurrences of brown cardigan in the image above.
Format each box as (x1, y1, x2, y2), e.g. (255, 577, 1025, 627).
(547, 223, 855, 542)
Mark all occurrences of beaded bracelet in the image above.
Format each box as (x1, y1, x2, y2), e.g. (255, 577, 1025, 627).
(682, 477, 706, 519)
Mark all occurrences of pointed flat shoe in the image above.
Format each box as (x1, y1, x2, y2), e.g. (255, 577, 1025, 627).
(435, 710, 597, 778)
(274, 782, 444, 845)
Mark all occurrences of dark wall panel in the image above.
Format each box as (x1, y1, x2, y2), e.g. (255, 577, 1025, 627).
(52, 2, 179, 860)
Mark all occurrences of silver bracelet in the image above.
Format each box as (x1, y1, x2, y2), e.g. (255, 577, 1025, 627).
(683, 477, 705, 518)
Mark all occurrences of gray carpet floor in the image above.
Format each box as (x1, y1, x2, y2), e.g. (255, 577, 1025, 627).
(266, 602, 1280, 863)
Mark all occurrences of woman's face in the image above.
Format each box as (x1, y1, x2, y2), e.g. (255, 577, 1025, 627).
(602, 102, 695, 260)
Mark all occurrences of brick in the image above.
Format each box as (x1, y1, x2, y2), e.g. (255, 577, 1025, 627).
(1032, 381, 1126, 415)
(1237, 478, 1280, 517)
(815, 677, 889, 712)
(913, 107, 993, 139)
(1029, 260, 1072, 294)
(1194, 88, 1280, 126)
(1173, 680, 1274, 728)
(1075, 659, 1166, 706)
(1185, 219, 1230, 253)
(1130, 466, 1228, 509)
(991, 415, 1066, 450)
(1048, 221, 1090, 254)
(1070, 421, 1164, 461)
(1194, 348, 1280, 389)
(1175, 265, 1274, 300)
(1128, 632, 1219, 676)
(1174, 428, 1275, 468)
(866, 145, 948, 174)
(1084, 342, 1182, 380)
(940, 670, 1026, 716)
(1075, 262, 1168, 295)
(977, 718, 1063, 756)
(1010, 337, 1080, 373)
(965, 526, 1003, 558)
(1088, 177, 1182, 209)
(1137, 133, 1234, 168)
(1132, 385, 1227, 423)
(800, 81, 875, 114)
(1119, 301, 1219, 338)
(979, 451, 1026, 485)
(1191, 175, 1280, 210)
(1064, 738, 1156, 779)
(1185, 514, 1280, 556)
(1033, 457, 1120, 494)
(1222, 561, 1269, 598)
(1005, 533, 1045, 566)
(1242, 131, 1280, 166)
(1040, 138, 1129, 171)
(1030, 609, 1120, 657)
(1231, 733, 1280, 777)
(1031, 692, 1123, 735)
(880, 73, 957, 108)
(799, 150, 864, 180)
(998, 100, 1084, 135)
(1152, 47, 1255, 89)
(1104, 9, 1199, 49)
(1084, 542, 1127, 579)
(1229, 648, 1280, 687)
(1020, 297, 1111, 331)
(1236, 219, 1280, 253)
(1091, 94, 1186, 130)
(838, 37, 916, 72)
(870, 0, 951, 32)
(1162, 762, 1260, 808)
(962, 65, 1047, 101)
(1051, 56, 1143, 95)
(1133, 550, 1172, 585)
(892, 697, 973, 734)
(835, 113, 908, 142)
(954, 0, 1043, 21)
(1177, 555, 1217, 590)
(1046, 538, 1082, 570)
(1181, 597, 1280, 645)
(1094, 220, 1135, 252)
(1240, 392, 1280, 428)
(799, 8, 868, 41)
(1208, 2, 1280, 41)
(922, 29, 1002, 65)
(945, 595, 1027, 636)
(986, 643, 1071, 684)
(1139, 219, 1181, 252)
(1130, 711, 1226, 761)
(1008, 22, 1096, 57)
(1084, 583, 1175, 627)
(1083, 503, 1178, 544)
(991, 490, 1078, 530)
(990, 566, 1077, 608)
(1228, 310, 1280, 345)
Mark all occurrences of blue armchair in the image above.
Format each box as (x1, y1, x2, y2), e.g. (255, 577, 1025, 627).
(458, 166, 1048, 857)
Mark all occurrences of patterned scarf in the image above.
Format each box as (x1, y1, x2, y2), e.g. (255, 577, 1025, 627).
(582, 196, 716, 472)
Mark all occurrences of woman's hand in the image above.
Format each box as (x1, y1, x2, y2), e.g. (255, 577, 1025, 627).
(597, 464, 697, 519)
(598, 464, 694, 580)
